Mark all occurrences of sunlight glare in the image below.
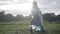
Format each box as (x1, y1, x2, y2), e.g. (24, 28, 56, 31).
(28, 0, 34, 2)
(0, 2, 33, 16)
(0, 2, 33, 11)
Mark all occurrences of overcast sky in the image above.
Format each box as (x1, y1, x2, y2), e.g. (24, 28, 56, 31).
(0, 0, 60, 16)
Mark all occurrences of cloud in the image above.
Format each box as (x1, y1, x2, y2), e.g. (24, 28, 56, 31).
(35, 0, 55, 5)
(0, 0, 60, 15)
(35, 0, 60, 15)
(0, 0, 27, 5)
(36, 0, 60, 8)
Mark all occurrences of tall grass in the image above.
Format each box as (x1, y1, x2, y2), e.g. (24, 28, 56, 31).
(0, 20, 60, 34)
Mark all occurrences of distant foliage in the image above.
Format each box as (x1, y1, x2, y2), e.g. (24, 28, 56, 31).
(0, 10, 24, 22)
(43, 13, 60, 22)
(0, 10, 60, 23)
(56, 14, 60, 23)
(0, 11, 5, 22)
(4, 14, 14, 22)
(14, 15, 24, 21)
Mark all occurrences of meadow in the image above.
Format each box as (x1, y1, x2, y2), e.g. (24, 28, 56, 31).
(0, 20, 60, 34)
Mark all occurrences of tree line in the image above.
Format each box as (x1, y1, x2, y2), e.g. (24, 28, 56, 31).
(0, 10, 60, 22)
(43, 13, 60, 22)
(0, 11, 24, 22)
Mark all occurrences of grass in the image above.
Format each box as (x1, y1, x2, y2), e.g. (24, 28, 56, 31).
(0, 20, 60, 34)
(44, 22, 60, 34)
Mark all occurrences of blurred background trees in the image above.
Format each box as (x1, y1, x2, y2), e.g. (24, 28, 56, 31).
(0, 10, 60, 23)
(0, 10, 5, 22)
(0, 10, 24, 22)
(43, 13, 57, 22)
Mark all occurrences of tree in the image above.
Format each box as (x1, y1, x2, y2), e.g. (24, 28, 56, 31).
(14, 15, 24, 21)
(4, 14, 14, 22)
(43, 13, 57, 22)
(0, 11, 5, 22)
(56, 14, 60, 22)
(43, 13, 50, 21)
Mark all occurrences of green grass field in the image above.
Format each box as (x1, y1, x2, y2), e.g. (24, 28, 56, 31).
(0, 20, 60, 34)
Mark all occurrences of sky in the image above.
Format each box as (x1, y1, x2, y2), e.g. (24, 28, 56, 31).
(0, 0, 60, 16)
